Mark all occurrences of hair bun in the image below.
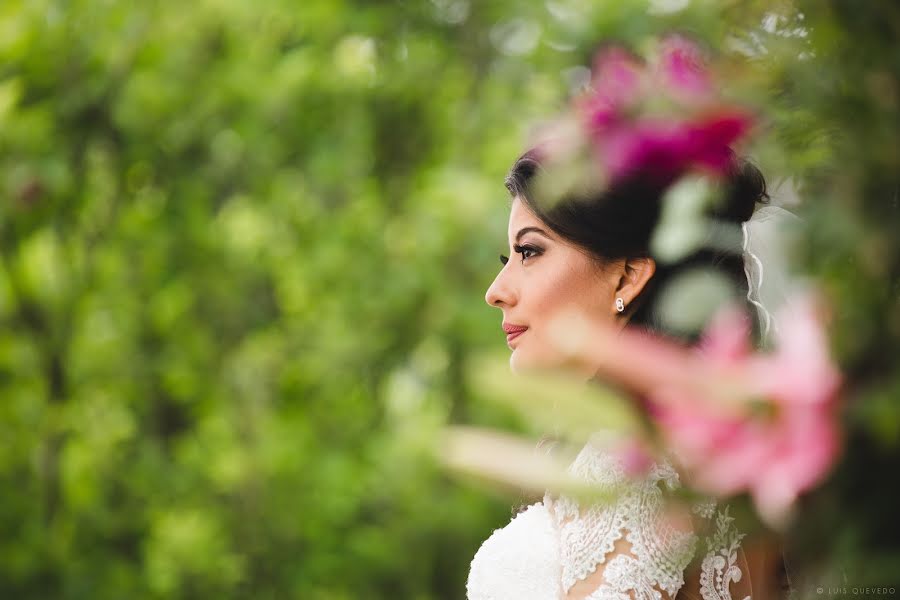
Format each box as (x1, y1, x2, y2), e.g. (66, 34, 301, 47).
(715, 156, 769, 224)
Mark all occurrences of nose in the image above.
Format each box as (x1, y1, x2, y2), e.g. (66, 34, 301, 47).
(485, 267, 515, 309)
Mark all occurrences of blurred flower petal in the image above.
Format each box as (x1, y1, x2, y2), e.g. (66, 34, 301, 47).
(650, 292, 842, 526)
(581, 47, 646, 128)
(657, 34, 714, 102)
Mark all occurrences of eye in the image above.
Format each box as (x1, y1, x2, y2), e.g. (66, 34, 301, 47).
(514, 244, 541, 262)
(500, 254, 509, 265)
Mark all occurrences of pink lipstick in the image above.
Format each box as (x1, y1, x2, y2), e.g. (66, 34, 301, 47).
(502, 322, 528, 345)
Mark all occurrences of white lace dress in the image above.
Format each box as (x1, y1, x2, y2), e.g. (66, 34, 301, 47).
(467, 436, 752, 600)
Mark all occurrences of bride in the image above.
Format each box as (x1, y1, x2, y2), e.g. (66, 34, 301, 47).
(467, 146, 785, 599)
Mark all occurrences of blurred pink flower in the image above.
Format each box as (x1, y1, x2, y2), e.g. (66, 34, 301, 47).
(650, 295, 842, 526)
(579, 47, 645, 129)
(574, 38, 752, 185)
(611, 436, 657, 478)
(600, 112, 751, 184)
(657, 35, 713, 103)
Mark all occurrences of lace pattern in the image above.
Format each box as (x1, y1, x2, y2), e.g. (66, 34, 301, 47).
(548, 439, 697, 599)
(699, 506, 752, 600)
(547, 438, 750, 600)
(466, 436, 753, 600)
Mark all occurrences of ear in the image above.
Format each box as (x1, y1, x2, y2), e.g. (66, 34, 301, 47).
(615, 257, 656, 309)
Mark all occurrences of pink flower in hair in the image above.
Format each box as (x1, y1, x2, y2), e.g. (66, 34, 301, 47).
(600, 111, 751, 184)
(573, 36, 753, 185)
(579, 47, 645, 129)
(657, 34, 714, 103)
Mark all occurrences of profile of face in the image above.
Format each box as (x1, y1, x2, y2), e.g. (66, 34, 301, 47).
(485, 197, 655, 374)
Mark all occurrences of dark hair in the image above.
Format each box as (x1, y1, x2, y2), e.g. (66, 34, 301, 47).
(504, 148, 769, 343)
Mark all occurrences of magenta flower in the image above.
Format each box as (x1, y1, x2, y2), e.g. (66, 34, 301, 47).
(599, 112, 751, 184)
(573, 38, 753, 185)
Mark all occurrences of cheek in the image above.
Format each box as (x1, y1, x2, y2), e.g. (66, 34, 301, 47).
(572, 260, 618, 317)
(516, 260, 616, 368)
(508, 250, 619, 372)
(508, 272, 585, 368)
(531, 259, 612, 319)
(526, 259, 581, 311)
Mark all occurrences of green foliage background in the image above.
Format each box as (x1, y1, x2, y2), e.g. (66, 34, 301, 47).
(0, 1, 897, 598)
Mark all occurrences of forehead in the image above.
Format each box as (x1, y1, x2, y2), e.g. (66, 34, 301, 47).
(508, 197, 544, 234)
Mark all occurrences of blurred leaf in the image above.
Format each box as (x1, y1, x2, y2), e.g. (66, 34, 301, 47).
(468, 352, 642, 443)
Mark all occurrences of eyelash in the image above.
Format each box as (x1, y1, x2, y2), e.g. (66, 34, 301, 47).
(500, 244, 542, 266)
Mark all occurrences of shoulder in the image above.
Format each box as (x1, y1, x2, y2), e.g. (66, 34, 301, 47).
(467, 502, 562, 600)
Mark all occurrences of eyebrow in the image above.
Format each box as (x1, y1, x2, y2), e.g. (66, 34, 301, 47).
(515, 226, 552, 242)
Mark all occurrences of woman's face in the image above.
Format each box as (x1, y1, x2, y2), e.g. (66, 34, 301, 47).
(485, 197, 622, 373)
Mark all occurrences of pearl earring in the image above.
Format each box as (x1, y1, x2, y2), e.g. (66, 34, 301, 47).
(615, 297, 625, 313)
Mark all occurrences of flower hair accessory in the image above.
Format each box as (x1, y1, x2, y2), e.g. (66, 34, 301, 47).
(533, 35, 754, 195)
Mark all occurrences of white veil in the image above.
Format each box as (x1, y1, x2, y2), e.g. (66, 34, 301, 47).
(741, 203, 803, 345)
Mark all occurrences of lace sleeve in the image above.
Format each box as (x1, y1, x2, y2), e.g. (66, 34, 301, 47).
(546, 439, 753, 600)
(683, 502, 753, 600)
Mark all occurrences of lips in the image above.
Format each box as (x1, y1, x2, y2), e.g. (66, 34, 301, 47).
(502, 322, 528, 345)
(502, 322, 527, 334)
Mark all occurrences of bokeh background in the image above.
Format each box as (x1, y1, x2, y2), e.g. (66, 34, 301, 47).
(1, 1, 898, 598)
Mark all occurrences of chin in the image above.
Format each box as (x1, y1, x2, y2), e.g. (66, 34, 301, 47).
(509, 345, 554, 374)
(508, 350, 523, 374)
(509, 344, 592, 379)
(508, 347, 531, 374)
